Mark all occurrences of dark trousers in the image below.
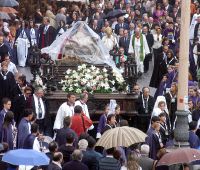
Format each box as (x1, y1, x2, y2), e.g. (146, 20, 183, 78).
(144, 53, 152, 72)
(36, 119, 45, 134)
(137, 115, 151, 133)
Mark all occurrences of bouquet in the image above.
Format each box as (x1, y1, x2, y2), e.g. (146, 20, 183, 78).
(60, 64, 126, 94)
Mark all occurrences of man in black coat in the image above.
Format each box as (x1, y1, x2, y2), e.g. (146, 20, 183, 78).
(48, 152, 63, 170)
(82, 136, 103, 170)
(194, 16, 200, 41)
(142, 26, 154, 73)
(63, 149, 89, 170)
(55, 116, 78, 147)
(31, 87, 53, 136)
(98, 148, 121, 170)
(12, 86, 32, 126)
(0, 62, 16, 108)
(136, 87, 155, 132)
(38, 17, 56, 49)
(119, 29, 130, 55)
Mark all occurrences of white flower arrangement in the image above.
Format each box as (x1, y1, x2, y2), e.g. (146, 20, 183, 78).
(35, 75, 47, 90)
(60, 64, 127, 94)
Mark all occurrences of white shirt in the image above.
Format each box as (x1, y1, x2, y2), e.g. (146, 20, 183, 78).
(152, 34, 162, 49)
(53, 102, 74, 130)
(0, 62, 18, 75)
(75, 100, 90, 118)
(33, 137, 41, 152)
(75, 100, 94, 130)
(33, 94, 45, 119)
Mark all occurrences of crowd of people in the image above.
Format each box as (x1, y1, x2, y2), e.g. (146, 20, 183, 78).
(0, 0, 200, 169)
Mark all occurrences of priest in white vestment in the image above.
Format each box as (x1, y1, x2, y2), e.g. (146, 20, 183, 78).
(75, 93, 94, 130)
(128, 27, 150, 73)
(53, 94, 76, 130)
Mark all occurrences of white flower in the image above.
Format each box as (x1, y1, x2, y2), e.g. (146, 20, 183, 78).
(82, 64, 87, 69)
(110, 80, 115, 85)
(91, 65, 96, 70)
(76, 88, 82, 93)
(66, 69, 72, 74)
(111, 87, 116, 92)
(82, 78, 87, 84)
(69, 87, 73, 91)
(62, 86, 66, 91)
(86, 69, 91, 73)
(102, 68, 107, 73)
(74, 83, 79, 87)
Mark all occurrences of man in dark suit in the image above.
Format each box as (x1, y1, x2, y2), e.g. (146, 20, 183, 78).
(163, 0, 173, 14)
(63, 149, 89, 170)
(12, 86, 32, 126)
(90, 19, 100, 34)
(31, 87, 51, 136)
(142, 26, 154, 72)
(194, 16, 200, 41)
(115, 16, 129, 35)
(55, 116, 78, 146)
(48, 152, 63, 170)
(82, 136, 102, 170)
(169, 7, 181, 22)
(99, 148, 121, 170)
(136, 87, 155, 132)
(0, 98, 11, 139)
(38, 17, 56, 49)
(98, 26, 106, 39)
(119, 29, 130, 55)
(17, 109, 33, 148)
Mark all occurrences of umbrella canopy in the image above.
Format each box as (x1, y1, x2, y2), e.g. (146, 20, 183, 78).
(0, 0, 19, 7)
(2, 149, 50, 166)
(157, 148, 200, 166)
(104, 9, 127, 19)
(0, 7, 18, 14)
(0, 12, 11, 20)
(95, 126, 147, 149)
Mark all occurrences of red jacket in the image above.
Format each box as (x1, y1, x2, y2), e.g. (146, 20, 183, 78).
(71, 113, 93, 136)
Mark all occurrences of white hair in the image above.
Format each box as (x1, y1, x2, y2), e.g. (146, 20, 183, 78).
(141, 144, 150, 155)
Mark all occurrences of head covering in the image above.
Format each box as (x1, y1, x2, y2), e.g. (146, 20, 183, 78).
(152, 96, 169, 117)
(78, 139, 88, 151)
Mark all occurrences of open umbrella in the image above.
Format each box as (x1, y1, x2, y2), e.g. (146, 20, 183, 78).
(95, 126, 147, 149)
(0, 12, 11, 20)
(0, 7, 18, 14)
(0, 0, 19, 7)
(157, 148, 200, 167)
(104, 9, 127, 19)
(2, 149, 50, 166)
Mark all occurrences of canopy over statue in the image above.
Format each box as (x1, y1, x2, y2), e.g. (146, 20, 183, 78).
(41, 21, 117, 69)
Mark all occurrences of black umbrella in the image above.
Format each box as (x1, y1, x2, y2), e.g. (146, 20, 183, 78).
(0, 0, 19, 7)
(104, 9, 127, 19)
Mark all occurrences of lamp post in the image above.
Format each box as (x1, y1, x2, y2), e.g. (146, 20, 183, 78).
(124, 54, 138, 93)
(29, 46, 41, 82)
(174, 0, 190, 147)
